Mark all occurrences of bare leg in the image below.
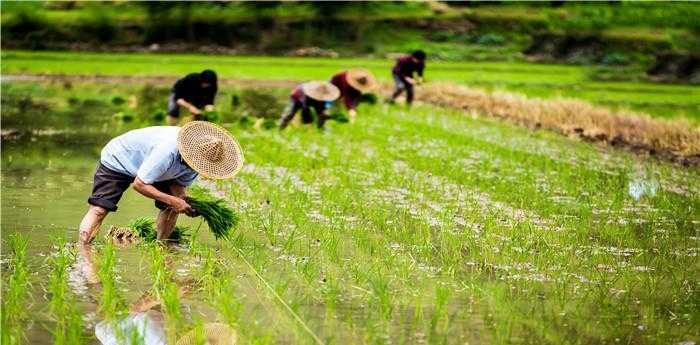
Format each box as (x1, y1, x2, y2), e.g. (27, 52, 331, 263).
(78, 243, 100, 285)
(156, 208, 178, 240)
(79, 205, 108, 244)
(279, 99, 301, 130)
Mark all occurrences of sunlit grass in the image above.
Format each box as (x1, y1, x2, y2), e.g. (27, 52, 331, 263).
(1, 234, 32, 345)
(1, 78, 698, 343)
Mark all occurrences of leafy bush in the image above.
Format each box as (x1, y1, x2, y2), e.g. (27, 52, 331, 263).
(476, 33, 506, 46)
(601, 52, 629, 66)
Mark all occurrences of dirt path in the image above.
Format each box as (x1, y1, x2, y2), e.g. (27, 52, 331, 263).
(1, 73, 301, 89)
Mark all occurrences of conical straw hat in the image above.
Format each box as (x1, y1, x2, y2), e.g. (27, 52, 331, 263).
(346, 68, 378, 93)
(302, 81, 340, 102)
(177, 121, 244, 179)
(176, 323, 238, 345)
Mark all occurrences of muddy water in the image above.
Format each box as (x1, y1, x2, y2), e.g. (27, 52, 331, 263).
(1, 125, 205, 344)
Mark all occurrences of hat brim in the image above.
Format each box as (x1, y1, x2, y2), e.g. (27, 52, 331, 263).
(177, 121, 244, 179)
(176, 323, 238, 345)
(302, 81, 340, 102)
(346, 69, 378, 93)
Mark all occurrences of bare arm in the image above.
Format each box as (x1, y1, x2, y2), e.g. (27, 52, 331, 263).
(176, 98, 201, 115)
(132, 177, 194, 215)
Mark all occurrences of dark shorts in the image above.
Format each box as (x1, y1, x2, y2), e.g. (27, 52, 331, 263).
(167, 93, 180, 118)
(88, 163, 177, 212)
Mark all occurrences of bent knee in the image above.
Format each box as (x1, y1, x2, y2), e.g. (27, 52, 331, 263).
(91, 205, 109, 217)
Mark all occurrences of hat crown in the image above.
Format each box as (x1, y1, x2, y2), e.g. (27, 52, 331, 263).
(199, 135, 224, 162)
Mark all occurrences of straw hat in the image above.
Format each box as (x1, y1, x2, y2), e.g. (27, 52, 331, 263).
(176, 323, 238, 345)
(346, 68, 378, 93)
(177, 121, 244, 179)
(302, 81, 340, 102)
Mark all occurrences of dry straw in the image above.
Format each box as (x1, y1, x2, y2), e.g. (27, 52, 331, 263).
(409, 82, 700, 164)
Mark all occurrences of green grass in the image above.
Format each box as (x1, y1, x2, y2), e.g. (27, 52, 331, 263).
(1, 67, 699, 343)
(1, 234, 32, 345)
(3, 51, 699, 123)
(47, 236, 84, 345)
(96, 240, 127, 322)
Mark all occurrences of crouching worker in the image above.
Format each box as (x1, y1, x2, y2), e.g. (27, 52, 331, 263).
(330, 68, 378, 123)
(167, 70, 218, 125)
(78, 121, 244, 245)
(389, 50, 427, 106)
(279, 81, 340, 130)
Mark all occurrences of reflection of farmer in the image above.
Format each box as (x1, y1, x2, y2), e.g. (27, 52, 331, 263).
(329, 69, 378, 123)
(388, 50, 427, 106)
(279, 81, 340, 130)
(168, 70, 218, 125)
(78, 121, 244, 246)
(76, 247, 237, 345)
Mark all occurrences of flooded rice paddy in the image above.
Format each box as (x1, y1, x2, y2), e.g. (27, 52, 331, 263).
(2, 80, 699, 344)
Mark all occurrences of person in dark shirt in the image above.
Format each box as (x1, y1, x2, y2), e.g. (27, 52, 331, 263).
(388, 50, 426, 106)
(279, 81, 340, 130)
(329, 68, 377, 123)
(167, 70, 218, 125)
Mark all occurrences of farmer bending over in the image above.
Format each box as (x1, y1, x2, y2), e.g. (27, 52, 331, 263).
(78, 121, 244, 245)
(167, 70, 218, 125)
(329, 69, 378, 123)
(279, 81, 340, 130)
(388, 50, 427, 106)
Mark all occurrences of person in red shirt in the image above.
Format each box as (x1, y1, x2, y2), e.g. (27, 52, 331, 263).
(279, 81, 340, 130)
(329, 68, 378, 123)
(389, 50, 427, 106)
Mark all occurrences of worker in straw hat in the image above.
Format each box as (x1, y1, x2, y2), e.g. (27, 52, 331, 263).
(388, 50, 427, 106)
(78, 121, 244, 245)
(279, 81, 340, 130)
(329, 68, 378, 123)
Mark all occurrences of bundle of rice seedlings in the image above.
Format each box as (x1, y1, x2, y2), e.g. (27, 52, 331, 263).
(128, 217, 189, 243)
(186, 187, 239, 240)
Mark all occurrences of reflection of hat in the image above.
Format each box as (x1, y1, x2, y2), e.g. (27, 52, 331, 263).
(177, 121, 244, 179)
(302, 81, 340, 102)
(176, 323, 237, 345)
(346, 69, 378, 93)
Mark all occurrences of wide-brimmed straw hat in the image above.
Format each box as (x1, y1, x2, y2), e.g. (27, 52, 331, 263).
(302, 81, 340, 102)
(177, 121, 244, 179)
(176, 323, 238, 345)
(346, 68, 378, 93)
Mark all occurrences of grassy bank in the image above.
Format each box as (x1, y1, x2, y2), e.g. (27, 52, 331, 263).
(3, 50, 700, 124)
(2, 2, 698, 66)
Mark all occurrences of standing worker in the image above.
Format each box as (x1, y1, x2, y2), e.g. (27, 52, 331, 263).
(167, 70, 218, 125)
(388, 50, 427, 106)
(279, 81, 340, 130)
(329, 68, 378, 123)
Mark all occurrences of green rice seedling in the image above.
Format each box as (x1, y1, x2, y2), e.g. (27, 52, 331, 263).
(96, 240, 126, 321)
(187, 187, 239, 240)
(1, 234, 31, 345)
(47, 236, 84, 345)
(129, 217, 190, 243)
(201, 110, 220, 123)
(148, 244, 184, 343)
